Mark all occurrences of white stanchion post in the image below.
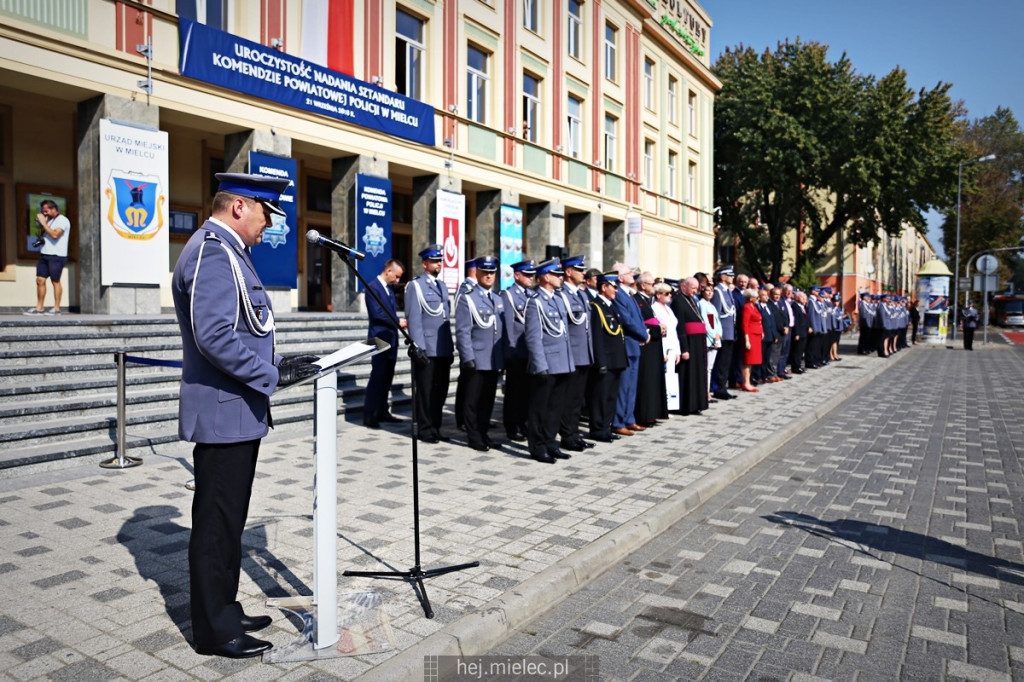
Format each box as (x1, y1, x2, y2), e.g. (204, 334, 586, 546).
(312, 370, 340, 650)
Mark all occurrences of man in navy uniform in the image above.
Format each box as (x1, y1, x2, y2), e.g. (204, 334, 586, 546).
(363, 258, 406, 428)
(405, 245, 454, 443)
(453, 257, 479, 431)
(172, 173, 320, 659)
(558, 254, 594, 452)
(524, 258, 575, 463)
(501, 259, 536, 441)
(588, 273, 628, 442)
(455, 255, 504, 450)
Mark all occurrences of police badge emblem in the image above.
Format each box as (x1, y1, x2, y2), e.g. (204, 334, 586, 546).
(363, 222, 387, 257)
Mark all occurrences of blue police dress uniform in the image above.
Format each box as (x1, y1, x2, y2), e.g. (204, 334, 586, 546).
(501, 280, 533, 438)
(558, 283, 594, 447)
(172, 218, 279, 651)
(452, 274, 477, 429)
(525, 287, 575, 460)
(363, 274, 401, 424)
(455, 282, 504, 448)
(712, 282, 737, 395)
(405, 272, 454, 440)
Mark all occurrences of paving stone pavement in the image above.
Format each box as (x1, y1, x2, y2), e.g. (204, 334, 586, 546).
(0, 340, 915, 680)
(488, 345, 1024, 681)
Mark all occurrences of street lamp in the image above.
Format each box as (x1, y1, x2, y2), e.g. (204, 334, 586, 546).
(952, 153, 996, 340)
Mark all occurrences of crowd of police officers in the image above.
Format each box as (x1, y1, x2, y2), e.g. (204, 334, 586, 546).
(367, 245, 911, 464)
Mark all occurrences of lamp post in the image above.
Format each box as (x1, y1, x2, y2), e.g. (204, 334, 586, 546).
(952, 153, 996, 340)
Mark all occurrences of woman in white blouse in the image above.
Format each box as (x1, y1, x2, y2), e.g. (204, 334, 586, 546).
(697, 283, 722, 403)
(652, 283, 681, 411)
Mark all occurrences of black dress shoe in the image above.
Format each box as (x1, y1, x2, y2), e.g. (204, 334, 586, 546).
(196, 634, 272, 659)
(589, 434, 613, 443)
(362, 419, 380, 429)
(532, 453, 556, 464)
(549, 449, 571, 460)
(579, 439, 595, 449)
(468, 442, 490, 452)
(378, 413, 402, 423)
(482, 435, 495, 448)
(559, 440, 586, 452)
(419, 434, 440, 444)
(437, 434, 451, 442)
(506, 431, 527, 442)
(240, 614, 272, 632)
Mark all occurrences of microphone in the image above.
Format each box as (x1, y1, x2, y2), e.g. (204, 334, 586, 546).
(306, 229, 366, 260)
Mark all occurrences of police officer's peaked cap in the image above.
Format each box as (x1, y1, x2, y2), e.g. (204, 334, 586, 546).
(475, 255, 498, 272)
(860, 291, 871, 297)
(598, 271, 620, 285)
(536, 258, 564, 276)
(562, 254, 586, 270)
(216, 172, 289, 217)
(664, 278, 680, 288)
(465, 257, 479, 271)
(714, 265, 735, 277)
(419, 244, 444, 261)
(511, 259, 537, 274)
(820, 287, 833, 294)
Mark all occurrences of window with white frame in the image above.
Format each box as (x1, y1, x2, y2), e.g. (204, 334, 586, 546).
(395, 9, 425, 100)
(667, 151, 678, 197)
(523, 0, 538, 33)
(603, 114, 617, 172)
(688, 90, 697, 135)
(643, 139, 654, 190)
(523, 73, 541, 142)
(688, 161, 697, 203)
(604, 23, 617, 81)
(643, 58, 655, 110)
(467, 44, 489, 124)
(567, 0, 583, 60)
(668, 76, 678, 124)
(567, 95, 583, 159)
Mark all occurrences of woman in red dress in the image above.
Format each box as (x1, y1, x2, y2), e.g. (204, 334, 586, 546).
(740, 289, 762, 392)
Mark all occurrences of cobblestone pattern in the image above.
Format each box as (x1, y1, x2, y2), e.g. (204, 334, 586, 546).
(489, 347, 1024, 681)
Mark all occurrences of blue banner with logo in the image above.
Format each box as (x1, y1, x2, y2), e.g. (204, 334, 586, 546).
(178, 19, 434, 146)
(249, 151, 298, 288)
(355, 174, 393, 291)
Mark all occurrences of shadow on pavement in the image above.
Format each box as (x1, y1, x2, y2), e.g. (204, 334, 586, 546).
(763, 511, 1024, 587)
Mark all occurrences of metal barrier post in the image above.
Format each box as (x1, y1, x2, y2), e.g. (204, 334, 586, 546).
(100, 351, 143, 469)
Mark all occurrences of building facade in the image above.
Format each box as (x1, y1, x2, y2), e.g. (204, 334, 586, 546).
(0, 0, 719, 313)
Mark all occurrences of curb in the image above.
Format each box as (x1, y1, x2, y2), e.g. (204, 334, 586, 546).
(356, 349, 914, 681)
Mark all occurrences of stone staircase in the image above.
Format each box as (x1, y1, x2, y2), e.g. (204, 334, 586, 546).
(0, 313, 414, 476)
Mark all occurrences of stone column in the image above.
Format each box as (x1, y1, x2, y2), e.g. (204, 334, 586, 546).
(474, 188, 518, 256)
(330, 154, 389, 312)
(224, 129, 293, 312)
(525, 200, 565, 261)
(567, 210, 602, 269)
(77, 94, 160, 314)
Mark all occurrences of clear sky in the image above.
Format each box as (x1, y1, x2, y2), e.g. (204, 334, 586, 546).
(701, 0, 1024, 258)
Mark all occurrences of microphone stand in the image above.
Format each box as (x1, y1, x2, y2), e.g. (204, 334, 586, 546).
(327, 245, 479, 619)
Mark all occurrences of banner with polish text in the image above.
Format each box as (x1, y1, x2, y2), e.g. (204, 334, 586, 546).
(355, 174, 393, 291)
(436, 190, 465, 292)
(248, 151, 298, 288)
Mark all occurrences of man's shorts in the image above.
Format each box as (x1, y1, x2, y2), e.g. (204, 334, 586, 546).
(36, 254, 67, 281)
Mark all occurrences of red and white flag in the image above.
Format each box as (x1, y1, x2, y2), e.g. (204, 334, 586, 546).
(300, 0, 353, 74)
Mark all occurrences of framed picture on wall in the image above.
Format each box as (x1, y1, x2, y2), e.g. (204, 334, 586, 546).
(17, 183, 76, 261)
(169, 204, 202, 241)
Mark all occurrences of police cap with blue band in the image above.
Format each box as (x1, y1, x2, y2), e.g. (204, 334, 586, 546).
(714, 265, 735, 277)
(419, 244, 444, 261)
(535, 258, 564, 276)
(597, 271, 619, 286)
(511, 259, 537, 275)
(216, 172, 289, 217)
(562, 254, 586, 270)
(475, 255, 498, 272)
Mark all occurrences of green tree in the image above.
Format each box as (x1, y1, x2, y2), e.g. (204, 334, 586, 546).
(939, 107, 1024, 289)
(713, 39, 964, 282)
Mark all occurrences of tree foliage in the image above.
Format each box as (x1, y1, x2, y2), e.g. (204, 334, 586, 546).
(713, 39, 964, 282)
(938, 107, 1024, 288)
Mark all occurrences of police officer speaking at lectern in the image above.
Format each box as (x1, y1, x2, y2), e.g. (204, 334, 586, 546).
(171, 173, 320, 659)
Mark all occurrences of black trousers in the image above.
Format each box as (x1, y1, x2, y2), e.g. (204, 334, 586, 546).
(413, 356, 452, 437)
(190, 439, 260, 648)
(963, 327, 976, 350)
(462, 368, 498, 446)
(364, 351, 397, 421)
(454, 368, 468, 428)
(502, 358, 529, 435)
(791, 335, 807, 370)
(527, 372, 569, 456)
(559, 365, 590, 442)
(588, 368, 622, 439)
(715, 339, 734, 393)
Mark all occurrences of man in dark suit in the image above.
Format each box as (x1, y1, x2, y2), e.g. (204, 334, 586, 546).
(759, 287, 783, 382)
(589, 273, 628, 442)
(363, 258, 407, 428)
(172, 173, 320, 658)
(790, 290, 809, 373)
(611, 264, 650, 436)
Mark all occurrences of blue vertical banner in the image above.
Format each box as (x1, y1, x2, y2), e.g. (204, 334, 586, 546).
(249, 151, 298, 288)
(355, 174, 392, 291)
(499, 204, 524, 290)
